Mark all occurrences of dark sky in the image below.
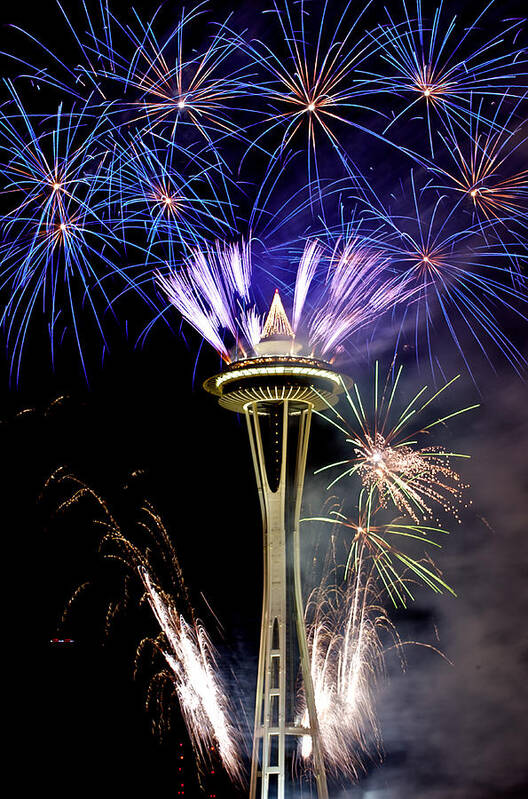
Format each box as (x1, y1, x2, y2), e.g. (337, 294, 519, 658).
(1, 1, 527, 797)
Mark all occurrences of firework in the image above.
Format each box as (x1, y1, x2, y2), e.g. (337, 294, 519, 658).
(433, 97, 528, 233)
(369, 0, 528, 154)
(156, 239, 255, 360)
(3, 0, 522, 793)
(106, 130, 237, 261)
(82, 2, 252, 147)
(306, 236, 415, 355)
(2, 0, 526, 384)
(316, 362, 474, 524)
(7, 2, 254, 149)
(103, 3, 252, 145)
(305, 493, 454, 609)
(238, 0, 410, 189)
(46, 468, 243, 784)
(138, 567, 243, 784)
(0, 86, 130, 380)
(298, 551, 390, 780)
(158, 235, 414, 361)
(353, 172, 528, 378)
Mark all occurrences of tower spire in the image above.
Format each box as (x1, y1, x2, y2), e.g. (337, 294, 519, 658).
(261, 289, 295, 339)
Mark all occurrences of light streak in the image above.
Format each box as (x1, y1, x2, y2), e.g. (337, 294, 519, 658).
(45, 468, 243, 784)
(139, 567, 243, 784)
(349, 172, 528, 379)
(10, 2, 254, 149)
(354, 432, 469, 523)
(89, 2, 252, 146)
(4, 0, 519, 788)
(156, 239, 255, 360)
(238, 0, 394, 188)
(2, 0, 527, 385)
(107, 131, 236, 261)
(307, 237, 415, 355)
(0, 85, 137, 381)
(433, 97, 528, 231)
(158, 236, 414, 362)
(305, 494, 455, 609)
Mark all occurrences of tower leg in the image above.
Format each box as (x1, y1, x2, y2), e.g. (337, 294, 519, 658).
(245, 400, 328, 799)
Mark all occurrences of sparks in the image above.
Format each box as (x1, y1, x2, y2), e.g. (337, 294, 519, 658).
(139, 568, 243, 783)
(337, 171, 528, 378)
(370, 0, 528, 156)
(45, 469, 244, 784)
(298, 555, 390, 779)
(158, 237, 414, 362)
(316, 361, 475, 526)
(239, 0, 390, 190)
(0, 86, 130, 382)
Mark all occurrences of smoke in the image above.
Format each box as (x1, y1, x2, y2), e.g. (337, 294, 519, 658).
(302, 364, 528, 798)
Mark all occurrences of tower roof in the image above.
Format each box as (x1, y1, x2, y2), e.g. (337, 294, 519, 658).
(260, 290, 295, 339)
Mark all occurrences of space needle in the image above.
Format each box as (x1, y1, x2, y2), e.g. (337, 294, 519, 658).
(205, 290, 348, 799)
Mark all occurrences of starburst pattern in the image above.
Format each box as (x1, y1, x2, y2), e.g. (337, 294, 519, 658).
(369, 0, 528, 154)
(316, 362, 475, 524)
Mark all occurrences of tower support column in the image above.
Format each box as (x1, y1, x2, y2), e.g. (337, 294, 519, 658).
(245, 399, 328, 799)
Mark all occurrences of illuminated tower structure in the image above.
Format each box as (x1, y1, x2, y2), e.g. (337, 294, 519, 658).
(204, 291, 347, 799)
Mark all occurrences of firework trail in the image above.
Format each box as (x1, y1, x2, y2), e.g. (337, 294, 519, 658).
(0, 86, 126, 380)
(298, 551, 391, 780)
(305, 495, 454, 609)
(235, 0, 436, 200)
(46, 468, 243, 784)
(91, 2, 254, 147)
(157, 236, 415, 361)
(238, 0, 383, 179)
(323, 172, 528, 379)
(297, 513, 453, 779)
(106, 130, 237, 261)
(7, 2, 253, 149)
(303, 360, 477, 607)
(138, 566, 244, 784)
(432, 96, 528, 237)
(2, 0, 525, 791)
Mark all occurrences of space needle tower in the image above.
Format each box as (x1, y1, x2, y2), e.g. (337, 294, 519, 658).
(205, 290, 347, 799)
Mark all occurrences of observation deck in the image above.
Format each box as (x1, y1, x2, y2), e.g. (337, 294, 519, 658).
(203, 354, 347, 412)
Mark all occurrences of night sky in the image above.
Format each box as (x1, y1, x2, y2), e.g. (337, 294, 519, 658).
(2, 1, 527, 797)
